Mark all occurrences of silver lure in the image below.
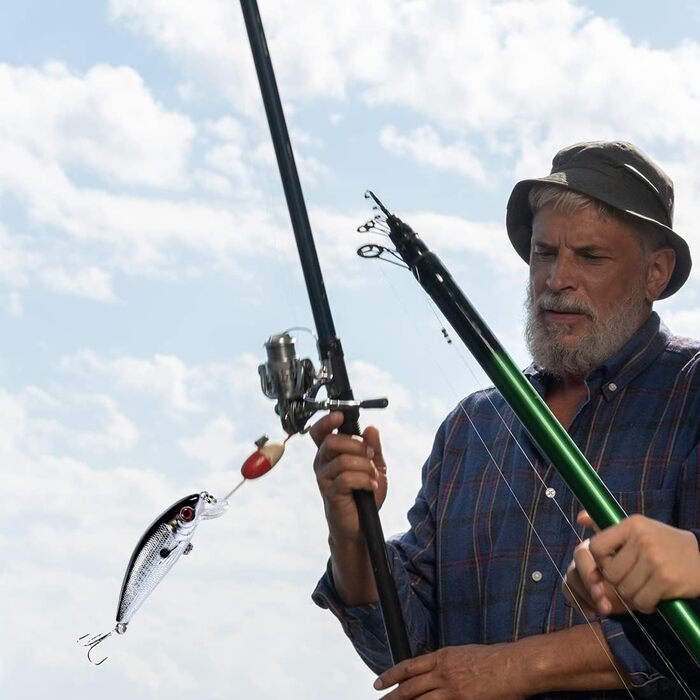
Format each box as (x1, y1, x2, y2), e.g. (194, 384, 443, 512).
(79, 491, 225, 664)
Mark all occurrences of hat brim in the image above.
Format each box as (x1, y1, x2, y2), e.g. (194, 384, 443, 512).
(506, 173, 691, 299)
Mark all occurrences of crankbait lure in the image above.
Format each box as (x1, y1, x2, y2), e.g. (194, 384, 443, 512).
(78, 435, 285, 665)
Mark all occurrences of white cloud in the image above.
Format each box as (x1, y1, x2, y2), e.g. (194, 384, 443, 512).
(13, 3, 700, 291)
(15, 389, 138, 455)
(0, 224, 35, 287)
(178, 416, 240, 470)
(0, 223, 118, 302)
(0, 62, 295, 288)
(0, 138, 295, 273)
(0, 62, 195, 188)
(74, 395, 140, 452)
(108, 0, 393, 107)
(109, 0, 259, 110)
(106, 0, 700, 261)
(39, 265, 116, 302)
(0, 390, 28, 460)
(380, 125, 488, 184)
(202, 115, 251, 184)
(60, 350, 203, 413)
(663, 308, 700, 338)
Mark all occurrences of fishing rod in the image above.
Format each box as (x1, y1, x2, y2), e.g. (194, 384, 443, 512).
(360, 191, 700, 667)
(239, 1, 411, 664)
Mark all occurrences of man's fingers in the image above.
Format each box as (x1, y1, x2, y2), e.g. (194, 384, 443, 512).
(615, 560, 655, 604)
(320, 453, 377, 477)
(374, 654, 437, 691)
(309, 411, 345, 448)
(363, 426, 387, 473)
(327, 470, 379, 495)
(564, 545, 598, 617)
(378, 674, 439, 699)
(576, 510, 600, 533)
(588, 516, 640, 562)
(314, 432, 374, 476)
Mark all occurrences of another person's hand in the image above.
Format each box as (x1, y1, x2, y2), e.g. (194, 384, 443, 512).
(564, 511, 700, 615)
(310, 411, 388, 543)
(564, 535, 621, 617)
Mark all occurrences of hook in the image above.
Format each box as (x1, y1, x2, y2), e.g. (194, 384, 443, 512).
(77, 629, 114, 666)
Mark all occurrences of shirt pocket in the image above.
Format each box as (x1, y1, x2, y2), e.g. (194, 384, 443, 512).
(615, 489, 676, 522)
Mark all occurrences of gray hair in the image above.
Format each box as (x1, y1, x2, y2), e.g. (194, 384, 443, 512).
(528, 184, 668, 255)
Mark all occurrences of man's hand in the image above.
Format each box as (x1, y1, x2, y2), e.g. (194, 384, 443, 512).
(309, 411, 388, 605)
(564, 511, 700, 615)
(372, 645, 527, 700)
(310, 411, 387, 542)
(372, 627, 627, 697)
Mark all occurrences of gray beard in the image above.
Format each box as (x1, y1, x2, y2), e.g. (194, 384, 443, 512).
(524, 280, 648, 380)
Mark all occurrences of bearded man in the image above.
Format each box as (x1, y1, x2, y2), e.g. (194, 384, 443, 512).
(310, 141, 700, 698)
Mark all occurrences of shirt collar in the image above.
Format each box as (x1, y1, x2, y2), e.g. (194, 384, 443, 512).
(524, 311, 669, 400)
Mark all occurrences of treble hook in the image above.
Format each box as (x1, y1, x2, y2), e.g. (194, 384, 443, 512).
(78, 622, 129, 666)
(77, 626, 119, 666)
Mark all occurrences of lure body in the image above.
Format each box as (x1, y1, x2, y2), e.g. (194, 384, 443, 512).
(80, 437, 286, 664)
(117, 492, 206, 629)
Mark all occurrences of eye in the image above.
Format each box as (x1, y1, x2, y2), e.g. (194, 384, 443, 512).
(532, 247, 554, 258)
(581, 252, 607, 261)
(179, 506, 196, 522)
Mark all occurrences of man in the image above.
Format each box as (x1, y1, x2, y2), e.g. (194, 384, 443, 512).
(311, 141, 700, 698)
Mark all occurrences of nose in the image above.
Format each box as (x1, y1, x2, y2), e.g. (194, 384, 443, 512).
(546, 253, 577, 293)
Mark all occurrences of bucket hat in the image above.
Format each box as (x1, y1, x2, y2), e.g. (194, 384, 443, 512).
(506, 140, 691, 298)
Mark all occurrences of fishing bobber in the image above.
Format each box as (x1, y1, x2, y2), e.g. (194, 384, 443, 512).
(240, 435, 285, 479)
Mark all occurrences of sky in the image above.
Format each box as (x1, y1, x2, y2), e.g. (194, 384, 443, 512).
(2, 1, 700, 698)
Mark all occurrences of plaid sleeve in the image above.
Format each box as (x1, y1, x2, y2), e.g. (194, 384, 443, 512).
(600, 616, 673, 696)
(311, 416, 450, 673)
(610, 603, 700, 696)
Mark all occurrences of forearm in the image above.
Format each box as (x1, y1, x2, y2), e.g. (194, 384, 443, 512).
(517, 624, 628, 694)
(329, 531, 379, 606)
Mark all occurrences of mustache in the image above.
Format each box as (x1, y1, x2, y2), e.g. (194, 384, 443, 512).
(536, 291, 595, 319)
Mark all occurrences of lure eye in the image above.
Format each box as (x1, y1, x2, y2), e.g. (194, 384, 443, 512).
(179, 506, 195, 522)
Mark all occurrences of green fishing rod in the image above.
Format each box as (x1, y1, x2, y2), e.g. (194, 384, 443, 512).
(365, 191, 700, 667)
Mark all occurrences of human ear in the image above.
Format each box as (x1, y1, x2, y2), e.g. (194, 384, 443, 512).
(646, 248, 676, 301)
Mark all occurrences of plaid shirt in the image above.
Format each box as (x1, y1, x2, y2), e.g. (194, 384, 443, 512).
(313, 312, 700, 698)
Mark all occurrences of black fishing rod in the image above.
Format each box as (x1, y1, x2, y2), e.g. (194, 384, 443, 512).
(239, 0, 411, 664)
(361, 191, 700, 667)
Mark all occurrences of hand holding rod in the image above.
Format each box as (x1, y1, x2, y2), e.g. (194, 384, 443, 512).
(239, 1, 411, 664)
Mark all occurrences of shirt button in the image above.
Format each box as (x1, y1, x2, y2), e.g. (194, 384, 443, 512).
(608, 382, 617, 392)
(531, 570, 543, 582)
(545, 487, 556, 498)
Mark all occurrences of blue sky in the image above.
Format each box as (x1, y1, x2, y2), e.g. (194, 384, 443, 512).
(2, 1, 700, 698)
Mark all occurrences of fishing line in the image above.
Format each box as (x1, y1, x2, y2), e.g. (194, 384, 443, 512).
(366, 228, 697, 698)
(221, 477, 247, 503)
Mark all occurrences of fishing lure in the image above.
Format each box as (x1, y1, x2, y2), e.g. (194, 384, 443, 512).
(79, 435, 285, 665)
